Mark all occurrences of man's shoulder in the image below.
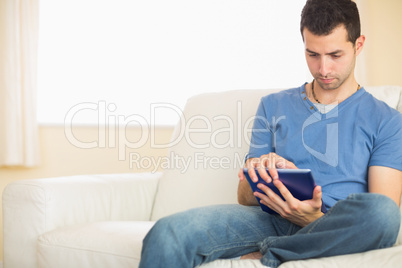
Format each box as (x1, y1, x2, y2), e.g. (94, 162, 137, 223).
(355, 89, 402, 141)
(359, 89, 401, 118)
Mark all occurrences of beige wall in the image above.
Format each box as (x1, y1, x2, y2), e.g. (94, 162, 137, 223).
(0, 125, 174, 181)
(1, 0, 402, 262)
(356, 0, 402, 87)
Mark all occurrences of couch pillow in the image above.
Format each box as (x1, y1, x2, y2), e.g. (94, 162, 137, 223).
(151, 89, 279, 220)
(364, 86, 401, 110)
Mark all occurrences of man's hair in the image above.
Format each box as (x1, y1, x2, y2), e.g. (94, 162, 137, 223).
(300, 0, 361, 44)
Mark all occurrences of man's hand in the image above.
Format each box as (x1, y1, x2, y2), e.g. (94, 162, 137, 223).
(237, 153, 297, 206)
(238, 153, 297, 183)
(255, 179, 324, 227)
(238, 153, 324, 226)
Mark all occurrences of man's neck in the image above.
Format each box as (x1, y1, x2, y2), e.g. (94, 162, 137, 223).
(309, 78, 360, 105)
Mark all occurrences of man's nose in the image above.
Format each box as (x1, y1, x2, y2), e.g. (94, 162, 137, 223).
(319, 58, 330, 77)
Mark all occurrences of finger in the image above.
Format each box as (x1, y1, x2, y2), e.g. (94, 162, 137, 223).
(273, 154, 297, 170)
(251, 154, 270, 182)
(261, 153, 278, 180)
(248, 157, 272, 183)
(246, 159, 259, 183)
(262, 153, 276, 170)
(311, 185, 323, 208)
(256, 183, 285, 205)
(248, 166, 259, 183)
(238, 168, 245, 181)
(273, 179, 294, 201)
(248, 164, 258, 182)
(269, 180, 297, 216)
(255, 184, 284, 213)
(256, 164, 271, 183)
(267, 168, 278, 181)
(269, 154, 299, 180)
(254, 185, 274, 204)
(259, 198, 282, 215)
(268, 166, 279, 180)
(280, 158, 297, 169)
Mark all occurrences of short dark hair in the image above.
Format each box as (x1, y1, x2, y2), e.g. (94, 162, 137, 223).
(300, 0, 361, 44)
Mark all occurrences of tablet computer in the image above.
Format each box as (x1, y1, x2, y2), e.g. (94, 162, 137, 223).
(243, 168, 327, 214)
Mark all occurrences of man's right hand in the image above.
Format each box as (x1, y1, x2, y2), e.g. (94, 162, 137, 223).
(238, 153, 298, 183)
(237, 153, 297, 206)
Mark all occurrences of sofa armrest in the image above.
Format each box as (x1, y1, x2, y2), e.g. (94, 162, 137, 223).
(3, 172, 161, 268)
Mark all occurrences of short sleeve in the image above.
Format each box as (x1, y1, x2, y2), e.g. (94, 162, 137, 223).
(369, 112, 402, 171)
(246, 97, 274, 160)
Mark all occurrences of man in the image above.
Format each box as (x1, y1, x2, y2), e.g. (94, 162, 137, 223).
(140, 0, 402, 267)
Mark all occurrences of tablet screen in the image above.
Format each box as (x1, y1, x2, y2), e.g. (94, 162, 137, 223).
(243, 168, 327, 214)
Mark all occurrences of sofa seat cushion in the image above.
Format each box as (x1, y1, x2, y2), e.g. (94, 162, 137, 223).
(199, 259, 264, 267)
(199, 245, 402, 268)
(37, 221, 155, 268)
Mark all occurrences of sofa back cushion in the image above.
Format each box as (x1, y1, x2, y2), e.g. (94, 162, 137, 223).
(364, 85, 402, 112)
(151, 89, 279, 220)
(150, 85, 402, 240)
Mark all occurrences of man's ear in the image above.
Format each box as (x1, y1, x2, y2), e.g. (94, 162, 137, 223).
(355, 35, 366, 55)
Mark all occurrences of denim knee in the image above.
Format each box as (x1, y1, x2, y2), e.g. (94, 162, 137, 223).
(141, 205, 249, 267)
(140, 213, 198, 267)
(347, 193, 401, 247)
(144, 213, 191, 248)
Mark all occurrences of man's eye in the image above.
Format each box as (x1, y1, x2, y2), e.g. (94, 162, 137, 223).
(309, 54, 318, 57)
(332, 55, 341, 59)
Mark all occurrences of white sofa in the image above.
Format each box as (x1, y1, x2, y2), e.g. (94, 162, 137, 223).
(3, 86, 402, 268)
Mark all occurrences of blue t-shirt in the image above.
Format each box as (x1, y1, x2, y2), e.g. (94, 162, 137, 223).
(248, 83, 402, 208)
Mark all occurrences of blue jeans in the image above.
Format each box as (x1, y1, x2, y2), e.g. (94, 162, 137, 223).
(139, 193, 401, 268)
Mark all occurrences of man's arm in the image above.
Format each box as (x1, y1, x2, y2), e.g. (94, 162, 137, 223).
(237, 154, 291, 206)
(237, 169, 259, 206)
(368, 166, 402, 206)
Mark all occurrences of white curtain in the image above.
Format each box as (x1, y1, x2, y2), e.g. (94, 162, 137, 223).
(0, 0, 40, 167)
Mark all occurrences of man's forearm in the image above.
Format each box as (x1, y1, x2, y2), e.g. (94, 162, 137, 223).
(237, 179, 259, 206)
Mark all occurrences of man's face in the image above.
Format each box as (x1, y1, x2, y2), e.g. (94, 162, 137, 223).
(303, 25, 362, 90)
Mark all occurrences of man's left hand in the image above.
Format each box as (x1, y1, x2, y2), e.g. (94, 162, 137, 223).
(254, 179, 324, 227)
